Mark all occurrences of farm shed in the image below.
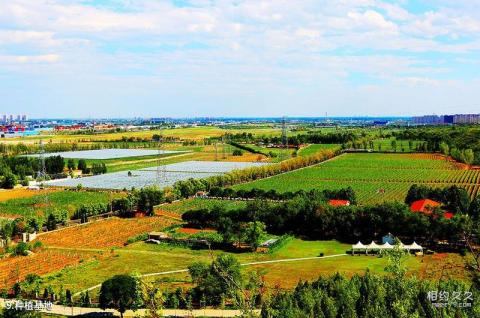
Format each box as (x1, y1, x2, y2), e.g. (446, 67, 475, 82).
(328, 199, 350, 207)
(148, 232, 169, 240)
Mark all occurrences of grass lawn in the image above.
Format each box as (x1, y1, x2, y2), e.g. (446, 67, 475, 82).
(0, 190, 122, 219)
(38, 237, 461, 297)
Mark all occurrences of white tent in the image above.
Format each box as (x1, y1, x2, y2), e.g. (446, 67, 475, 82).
(352, 241, 367, 255)
(366, 241, 381, 250)
(351, 240, 423, 255)
(352, 241, 367, 249)
(405, 241, 423, 251)
(380, 242, 393, 249)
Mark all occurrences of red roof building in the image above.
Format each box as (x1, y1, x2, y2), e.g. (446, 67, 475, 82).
(329, 199, 350, 207)
(410, 199, 453, 219)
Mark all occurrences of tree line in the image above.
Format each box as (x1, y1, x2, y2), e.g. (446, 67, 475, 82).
(182, 189, 480, 245)
(208, 186, 357, 204)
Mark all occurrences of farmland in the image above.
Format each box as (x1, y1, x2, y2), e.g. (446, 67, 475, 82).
(29, 149, 184, 160)
(234, 153, 480, 204)
(46, 161, 268, 190)
(0, 188, 58, 203)
(298, 144, 341, 156)
(0, 249, 100, 289)
(38, 216, 177, 249)
(0, 190, 119, 219)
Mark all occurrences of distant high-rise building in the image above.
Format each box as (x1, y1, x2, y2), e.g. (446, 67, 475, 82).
(9, 114, 13, 122)
(1, 114, 6, 123)
(411, 115, 442, 125)
(21, 114, 27, 121)
(412, 114, 480, 125)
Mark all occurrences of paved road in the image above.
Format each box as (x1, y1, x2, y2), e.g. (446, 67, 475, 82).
(0, 299, 255, 317)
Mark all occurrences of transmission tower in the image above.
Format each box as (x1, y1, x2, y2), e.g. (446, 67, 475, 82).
(214, 142, 218, 161)
(156, 138, 167, 186)
(37, 140, 49, 215)
(37, 140, 47, 181)
(222, 135, 227, 159)
(281, 117, 288, 160)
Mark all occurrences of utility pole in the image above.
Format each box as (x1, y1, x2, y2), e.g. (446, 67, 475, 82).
(281, 116, 288, 161)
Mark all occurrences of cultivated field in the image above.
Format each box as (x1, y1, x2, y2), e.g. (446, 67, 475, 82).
(0, 190, 119, 219)
(234, 153, 480, 204)
(38, 216, 177, 248)
(47, 161, 269, 190)
(29, 149, 183, 160)
(298, 144, 340, 156)
(0, 188, 57, 203)
(0, 249, 100, 289)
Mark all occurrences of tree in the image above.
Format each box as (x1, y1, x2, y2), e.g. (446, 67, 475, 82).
(99, 275, 142, 318)
(2, 172, 17, 189)
(45, 213, 57, 231)
(45, 155, 65, 174)
(67, 159, 75, 171)
(233, 149, 243, 156)
(136, 186, 165, 216)
(91, 162, 107, 175)
(464, 149, 475, 165)
(468, 196, 480, 220)
(188, 254, 243, 306)
(439, 142, 449, 155)
(77, 159, 87, 173)
(14, 242, 29, 256)
(391, 139, 397, 152)
(242, 221, 267, 251)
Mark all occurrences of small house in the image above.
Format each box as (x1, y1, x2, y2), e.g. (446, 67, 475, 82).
(410, 199, 453, 219)
(328, 199, 350, 207)
(148, 232, 168, 240)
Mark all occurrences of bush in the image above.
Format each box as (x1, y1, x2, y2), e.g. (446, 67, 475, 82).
(2, 172, 17, 189)
(14, 242, 30, 256)
(125, 232, 148, 245)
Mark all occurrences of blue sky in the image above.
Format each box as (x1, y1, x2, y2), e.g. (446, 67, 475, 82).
(0, 0, 479, 118)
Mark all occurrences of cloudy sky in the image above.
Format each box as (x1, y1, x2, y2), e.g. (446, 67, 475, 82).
(1, 0, 479, 118)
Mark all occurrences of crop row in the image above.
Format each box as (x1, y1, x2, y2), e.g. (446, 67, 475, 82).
(39, 216, 177, 248)
(0, 250, 96, 289)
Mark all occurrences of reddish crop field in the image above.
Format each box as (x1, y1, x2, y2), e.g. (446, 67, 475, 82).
(38, 217, 177, 248)
(0, 249, 97, 289)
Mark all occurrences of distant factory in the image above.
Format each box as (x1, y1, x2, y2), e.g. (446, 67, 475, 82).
(411, 114, 480, 125)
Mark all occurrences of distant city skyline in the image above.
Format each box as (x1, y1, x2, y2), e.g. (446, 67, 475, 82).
(1, 1, 479, 118)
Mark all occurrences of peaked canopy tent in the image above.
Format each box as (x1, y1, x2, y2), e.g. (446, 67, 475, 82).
(351, 240, 423, 254)
(352, 241, 367, 255)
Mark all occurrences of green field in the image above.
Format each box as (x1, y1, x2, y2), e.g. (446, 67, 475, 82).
(234, 153, 480, 205)
(370, 138, 425, 152)
(157, 198, 247, 215)
(298, 144, 341, 156)
(40, 238, 431, 296)
(0, 190, 119, 219)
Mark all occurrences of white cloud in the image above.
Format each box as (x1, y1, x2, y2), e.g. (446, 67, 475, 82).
(0, 54, 60, 64)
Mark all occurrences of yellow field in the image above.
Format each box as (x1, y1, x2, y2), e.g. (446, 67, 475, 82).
(4, 126, 283, 144)
(0, 188, 58, 203)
